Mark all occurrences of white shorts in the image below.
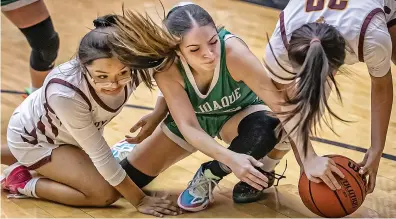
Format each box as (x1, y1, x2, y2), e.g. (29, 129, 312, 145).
(7, 109, 56, 169)
(1, 0, 39, 11)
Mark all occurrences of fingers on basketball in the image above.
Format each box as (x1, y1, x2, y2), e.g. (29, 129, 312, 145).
(299, 155, 367, 218)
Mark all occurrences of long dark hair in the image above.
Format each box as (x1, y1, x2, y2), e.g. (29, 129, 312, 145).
(75, 14, 155, 89)
(110, 3, 218, 72)
(165, 3, 216, 38)
(76, 15, 118, 66)
(267, 22, 346, 156)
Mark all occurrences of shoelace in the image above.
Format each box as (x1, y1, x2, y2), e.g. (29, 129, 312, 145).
(187, 172, 220, 203)
(263, 160, 288, 186)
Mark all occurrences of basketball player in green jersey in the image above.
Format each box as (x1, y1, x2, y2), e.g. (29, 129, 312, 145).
(110, 3, 344, 213)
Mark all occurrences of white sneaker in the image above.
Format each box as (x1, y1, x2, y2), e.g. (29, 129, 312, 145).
(111, 140, 137, 162)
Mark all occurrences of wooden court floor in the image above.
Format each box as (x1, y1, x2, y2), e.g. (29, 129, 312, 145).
(1, 0, 396, 217)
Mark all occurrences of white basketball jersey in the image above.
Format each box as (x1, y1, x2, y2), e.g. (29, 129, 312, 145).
(265, 0, 392, 84)
(16, 60, 137, 148)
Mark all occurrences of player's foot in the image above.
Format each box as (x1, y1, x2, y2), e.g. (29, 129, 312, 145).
(22, 87, 33, 99)
(232, 169, 276, 203)
(178, 164, 221, 212)
(1, 163, 32, 195)
(24, 87, 33, 95)
(233, 161, 287, 204)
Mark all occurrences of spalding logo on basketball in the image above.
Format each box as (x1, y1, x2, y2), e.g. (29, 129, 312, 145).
(298, 155, 367, 218)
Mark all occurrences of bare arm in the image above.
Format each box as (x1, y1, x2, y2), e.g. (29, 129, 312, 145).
(358, 22, 393, 193)
(126, 94, 168, 144)
(359, 70, 393, 193)
(153, 95, 168, 118)
(370, 71, 393, 156)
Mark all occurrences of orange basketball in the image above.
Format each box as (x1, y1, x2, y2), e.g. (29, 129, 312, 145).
(298, 155, 367, 218)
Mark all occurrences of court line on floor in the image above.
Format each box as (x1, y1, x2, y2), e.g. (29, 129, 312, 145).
(1, 89, 26, 95)
(2, 89, 395, 161)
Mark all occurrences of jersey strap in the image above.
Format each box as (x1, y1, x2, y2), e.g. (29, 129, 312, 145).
(279, 11, 289, 49)
(45, 78, 93, 112)
(358, 8, 384, 62)
(84, 74, 129, 113)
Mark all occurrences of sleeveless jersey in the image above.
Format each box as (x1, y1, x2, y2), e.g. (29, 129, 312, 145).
(265, 0, 392, 84)
(177, 28, 262, 116)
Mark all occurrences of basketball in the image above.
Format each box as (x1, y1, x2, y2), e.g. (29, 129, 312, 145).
(298, 155, 367, 218)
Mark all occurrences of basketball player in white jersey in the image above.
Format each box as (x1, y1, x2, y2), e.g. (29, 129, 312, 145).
(260, 0, 394, 196)
(1, 15, 180, 217)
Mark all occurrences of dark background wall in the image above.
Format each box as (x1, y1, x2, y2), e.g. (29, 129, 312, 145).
(241, 0, 289, 10)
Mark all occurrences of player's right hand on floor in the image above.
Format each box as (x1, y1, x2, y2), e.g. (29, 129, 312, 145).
(137, 196, 181, 217)
(227, 153, 268, 190)
(303, 155, 345, 191)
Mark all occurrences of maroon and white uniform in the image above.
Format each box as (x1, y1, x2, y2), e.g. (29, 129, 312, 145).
(7, 60, 139, 186)
(265, 0, 393, 84)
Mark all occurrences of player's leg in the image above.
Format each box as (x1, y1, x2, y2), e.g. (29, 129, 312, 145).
(4, 113, 119, 207)
(178, 105, 281, 211)
(2, 0, 59, 93)
(121, 125, 192, 188)
(220, 105, 290, 203)
(3, 144, 120, 207)
(1, 144, 18, 165)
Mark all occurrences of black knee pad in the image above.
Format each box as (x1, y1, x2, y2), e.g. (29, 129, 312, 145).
(228, 111, 280, 159)
(120, 158, 157, 188)
(20, 17, 59, 71)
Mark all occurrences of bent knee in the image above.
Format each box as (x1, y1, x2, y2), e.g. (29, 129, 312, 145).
(83, 181, 120, 207)
(87, 186, 120, 207)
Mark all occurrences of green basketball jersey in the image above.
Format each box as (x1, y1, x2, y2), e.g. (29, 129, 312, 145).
(1, 0, 23, 6)
(177, 28, 262, 116)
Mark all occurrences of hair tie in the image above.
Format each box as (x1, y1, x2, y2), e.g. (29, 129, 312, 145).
(310, 38, 321, 45)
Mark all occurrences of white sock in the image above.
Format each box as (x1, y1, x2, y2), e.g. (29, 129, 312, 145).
(17, 177, 41, 198)
(260, 156, 280, 172)
(29, 170, 40, 178)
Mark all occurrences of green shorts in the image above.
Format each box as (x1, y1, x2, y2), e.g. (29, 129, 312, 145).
(1, 0, 39, 11)
(161, 100, 265, 152)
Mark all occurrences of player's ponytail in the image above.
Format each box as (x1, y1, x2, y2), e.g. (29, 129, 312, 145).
(110, 9, 178, 70)
(270, 22, 347, 156)
(77, 15, 121, 67)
